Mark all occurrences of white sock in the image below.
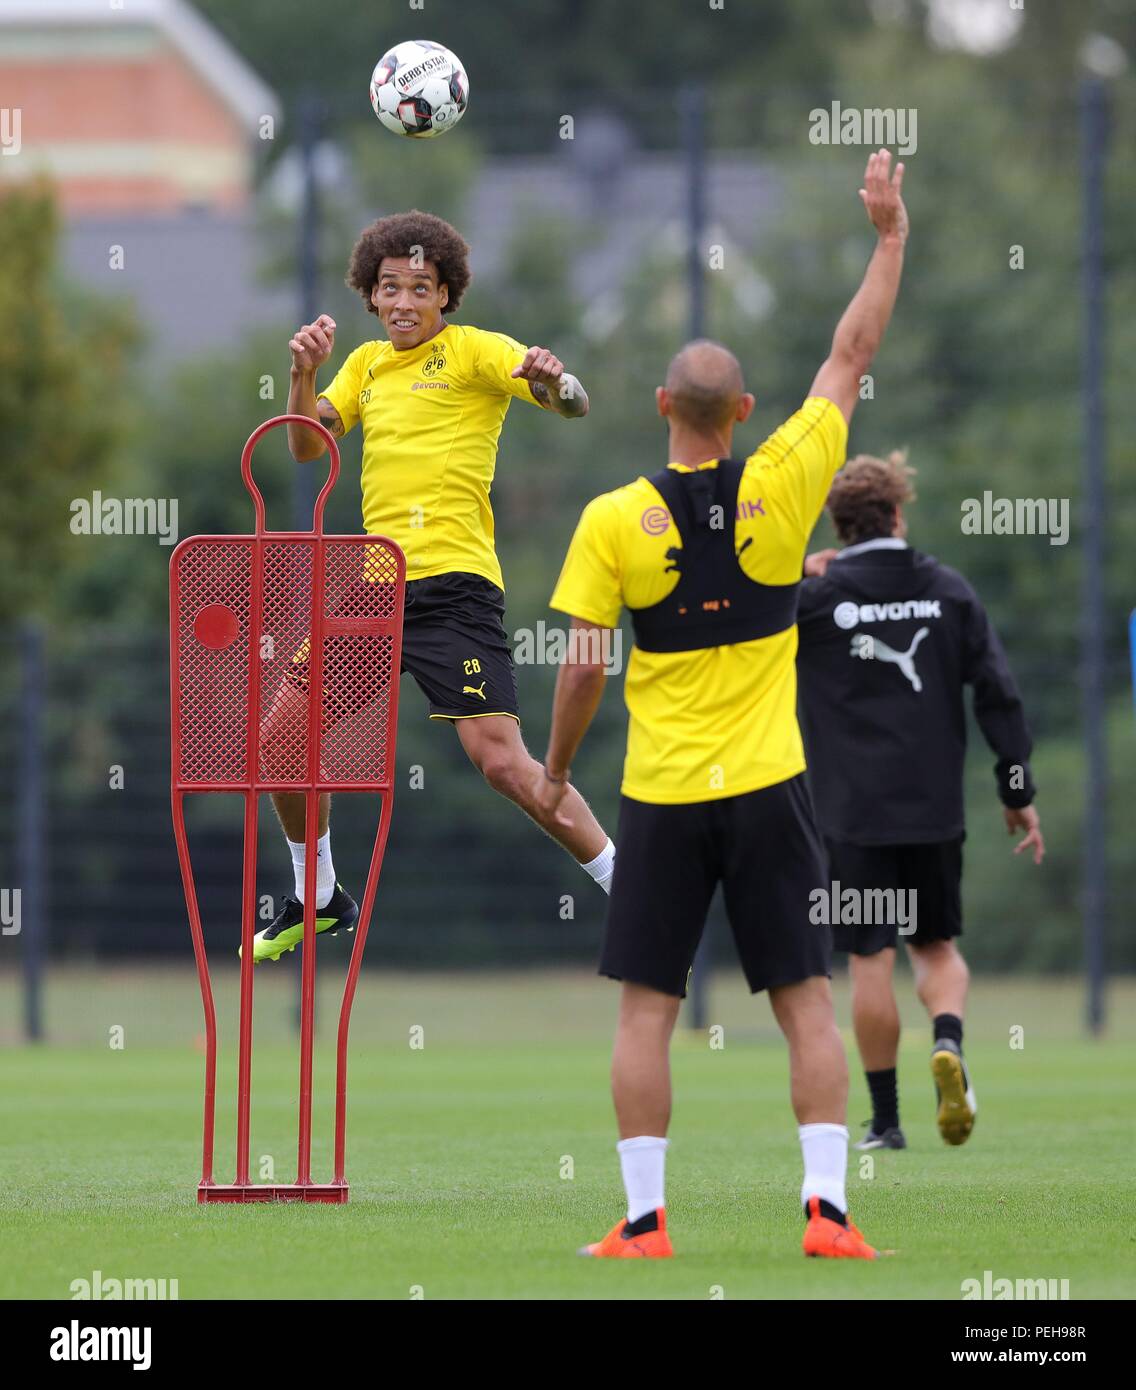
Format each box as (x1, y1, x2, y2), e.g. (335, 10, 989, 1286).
(799, 1122, 848, 1215)
(288, 831, 336, 910)
(617, 1135, 668, 1223)
(581, 838, 616, 895)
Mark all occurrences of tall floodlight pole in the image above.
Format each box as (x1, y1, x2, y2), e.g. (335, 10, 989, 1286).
(682, 82, 711, 1031)
(18, 622, 46, 1042)
(295, 90, 323, 532)
(684, 82, 708, 349)
(293, 91, 323, 1031)
(1078, 70, 1110, 1037)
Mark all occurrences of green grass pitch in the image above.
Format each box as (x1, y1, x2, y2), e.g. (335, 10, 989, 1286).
(0, 968, 1131, 1300)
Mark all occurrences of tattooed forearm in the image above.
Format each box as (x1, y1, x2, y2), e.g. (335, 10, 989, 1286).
(533, 373, 589, 418)
(286, 364, 343, 459)
(317, 401, 345, 436)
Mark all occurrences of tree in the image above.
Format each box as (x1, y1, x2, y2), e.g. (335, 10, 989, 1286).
(0, 182, 139, 623)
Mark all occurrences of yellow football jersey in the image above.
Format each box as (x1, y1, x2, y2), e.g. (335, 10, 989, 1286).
(549, 397, 848, 805)
(319, 323, 538, 589)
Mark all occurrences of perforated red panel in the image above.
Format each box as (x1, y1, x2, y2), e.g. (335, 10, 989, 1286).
(320, 542, 400, 786)
(172, 535, 403, 791)
(174, 540, 252, 785)
(258, 539, 315, 787)
(172, 415, 407, 1204)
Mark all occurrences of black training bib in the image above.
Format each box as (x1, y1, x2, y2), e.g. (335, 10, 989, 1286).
(630, 460, 799, 653)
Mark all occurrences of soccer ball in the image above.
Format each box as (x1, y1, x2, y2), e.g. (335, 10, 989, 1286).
(369, 40, 469, 139)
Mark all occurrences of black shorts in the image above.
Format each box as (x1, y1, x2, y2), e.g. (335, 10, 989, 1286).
(825, 837, 964, 955)
(401, 573, 519, 721)
(288, 571, 519, 723)
(602, 775, 831, 998)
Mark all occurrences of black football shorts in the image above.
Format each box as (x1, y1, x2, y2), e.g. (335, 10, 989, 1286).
(399, 572, 519, 721)
(602, 774, 831, 998)
(824, 837, 964, 955)
(287, 571, 520, 723)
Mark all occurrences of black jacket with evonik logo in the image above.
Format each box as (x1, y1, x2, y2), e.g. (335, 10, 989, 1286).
(795, 542, 1035, 846)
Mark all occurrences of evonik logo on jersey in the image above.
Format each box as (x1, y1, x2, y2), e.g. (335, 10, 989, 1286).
(832, 599, 941, 630)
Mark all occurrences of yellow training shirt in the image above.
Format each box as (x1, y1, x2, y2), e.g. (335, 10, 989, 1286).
(549, 397, 847, 805)
(319, 323, 538, 589)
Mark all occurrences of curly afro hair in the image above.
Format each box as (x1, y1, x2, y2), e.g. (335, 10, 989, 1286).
(346, 210, 472, 317)
(826, 450, 916, 544)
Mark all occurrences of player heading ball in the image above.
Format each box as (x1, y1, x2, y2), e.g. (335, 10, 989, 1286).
(244, 210, 614, 966)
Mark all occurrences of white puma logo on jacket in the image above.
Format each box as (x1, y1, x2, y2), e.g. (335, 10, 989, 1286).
(850, 627, 930, 692)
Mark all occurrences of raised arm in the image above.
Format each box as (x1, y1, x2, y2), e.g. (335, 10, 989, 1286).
(511, 346, 590, 419)
(287, 313, 345, 461)
(810, 149, 909, 424)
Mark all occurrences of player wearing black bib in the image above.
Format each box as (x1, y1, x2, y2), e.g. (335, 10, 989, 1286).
(538, 152, 910, 1261)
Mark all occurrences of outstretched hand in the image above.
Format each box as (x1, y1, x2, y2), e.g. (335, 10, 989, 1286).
(859, 149, 908, 245)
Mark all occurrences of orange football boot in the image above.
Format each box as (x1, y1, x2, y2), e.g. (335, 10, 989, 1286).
(579, 1208, 674, 1258)
(802, 1196, 879, 1259)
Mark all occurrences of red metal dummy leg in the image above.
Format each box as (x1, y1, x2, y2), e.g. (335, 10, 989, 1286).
(334, 790, 395, 1184)
(296, 787, 319, 1188)
(172, 789, 217, 1190)
(235, 789, 258, 1187)
(232, 517, 266, 1194)
(296, 535, 327, 1191)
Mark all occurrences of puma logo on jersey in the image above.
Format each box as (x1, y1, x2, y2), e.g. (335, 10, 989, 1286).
(463, 681, 487, 700)
(850, 628, 930, 692)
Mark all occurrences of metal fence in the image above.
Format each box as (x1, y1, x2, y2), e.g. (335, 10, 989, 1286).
(0, 623, 625, 973)
(0, 622, 1131, 992)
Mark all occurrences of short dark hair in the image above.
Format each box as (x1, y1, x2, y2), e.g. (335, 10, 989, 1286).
(827, 451, 916, 544)
(346, 210, 472, 317)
